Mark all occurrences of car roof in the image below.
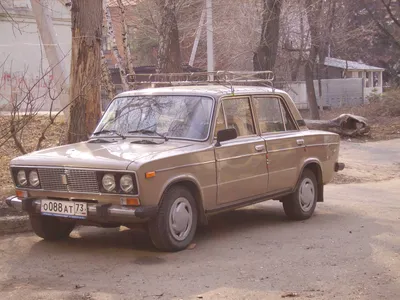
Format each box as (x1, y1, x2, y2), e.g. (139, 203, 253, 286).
(116, 85, 288, 99)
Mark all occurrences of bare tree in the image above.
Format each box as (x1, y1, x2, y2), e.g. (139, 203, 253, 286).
(68, 0, 102, 143)
(303, 0, 323, 119)
(253, 0, 283, 72)
(362, 0, 400, 50)
(0, 54, 70, 153)
(156, 0, 183, 73)
(105, 0, 129, 90)
(116, 0, 136, 76)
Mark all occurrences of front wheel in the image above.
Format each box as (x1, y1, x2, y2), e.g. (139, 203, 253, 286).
(30, 214, 75, 240)
(282, 169, 318, 220)
(148, 186, 198, 252)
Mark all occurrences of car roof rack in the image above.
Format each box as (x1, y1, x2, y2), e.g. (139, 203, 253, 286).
(125, 71, 274, 91)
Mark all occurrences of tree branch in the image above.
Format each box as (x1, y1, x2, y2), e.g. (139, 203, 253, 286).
(362, 0, 400, 50)
(381, 0, 400, 28)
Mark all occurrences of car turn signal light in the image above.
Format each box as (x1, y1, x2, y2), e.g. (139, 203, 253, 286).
(16, 190, 28, 198)
(120, 197, 140, 206)
(145, 171, 156, 179)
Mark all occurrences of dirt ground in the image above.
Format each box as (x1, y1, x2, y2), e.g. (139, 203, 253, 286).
(0, 137, 400, 299)
(0, 174, 399, 300)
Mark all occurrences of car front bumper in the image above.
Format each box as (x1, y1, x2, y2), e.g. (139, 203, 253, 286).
(5, 196, 158, 224)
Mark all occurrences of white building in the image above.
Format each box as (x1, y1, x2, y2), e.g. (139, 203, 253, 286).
(0, 0, 71, 111)
(323, 57, 385, 96)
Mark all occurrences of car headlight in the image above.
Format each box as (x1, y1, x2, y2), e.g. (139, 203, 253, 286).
(120, 175, 134, 193)
(17, 170, 27, 186)
(29, 170, 40, 187)
(102, 174, 116, 192)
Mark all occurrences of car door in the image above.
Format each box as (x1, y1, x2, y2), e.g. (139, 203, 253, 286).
(253, 95, 305, 193)
(215, 96, 268, 205)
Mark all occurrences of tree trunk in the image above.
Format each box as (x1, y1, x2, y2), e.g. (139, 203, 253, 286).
(105, 0, 129, 90)
(304, 114, 370, 137)
(290, 14, 305, 81)
(156, 0, 182, 73)
(116, 0, 135, 76)
(304, 0, 323, 120)
(30, 0, 70, 121)
(68, 0, 102, 144)
(253, 0, 282, 71)
(101, 49, 116, 103)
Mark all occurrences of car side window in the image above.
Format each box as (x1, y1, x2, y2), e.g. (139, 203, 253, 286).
(280, 101, 297, 131)
(254, 97, 298, 133)
(222, 97, 255, 136)
(254, 97, 285, 133)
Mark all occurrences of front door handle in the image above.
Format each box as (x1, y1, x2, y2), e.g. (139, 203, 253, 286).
(255, 145, 265, 152)
(296, 139, 305, 146)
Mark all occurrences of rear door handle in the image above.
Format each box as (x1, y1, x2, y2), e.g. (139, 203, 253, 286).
(296, 139, 305, 146)
(255, 145, 265, 152)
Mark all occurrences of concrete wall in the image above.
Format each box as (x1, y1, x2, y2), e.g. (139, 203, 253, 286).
(282, 78, 365, 109)
(0, 1, 71, 111)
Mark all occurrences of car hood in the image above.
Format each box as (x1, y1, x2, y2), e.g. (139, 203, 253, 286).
(10, 139, 194, 170)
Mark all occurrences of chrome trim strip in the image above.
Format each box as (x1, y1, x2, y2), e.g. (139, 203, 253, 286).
(156, 160, 215, 173)
(218, 172, 268, 185)
(10, 166, 140, 197)
(201, 184, 217, 190)
(306, 143, 340, 147)
(268, 167, 297, 175)
(267, 143, 339, 153)
(268, 146, 302, 153)
(216, 152, 266, 162)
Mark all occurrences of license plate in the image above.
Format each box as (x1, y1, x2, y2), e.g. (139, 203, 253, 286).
(41, 199, 87, 219)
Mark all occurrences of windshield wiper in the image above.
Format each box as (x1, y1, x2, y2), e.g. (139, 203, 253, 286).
(93, 129, 126, 139)
(128, 129, 169, 141)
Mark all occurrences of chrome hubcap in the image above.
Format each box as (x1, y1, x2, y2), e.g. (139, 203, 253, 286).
(299, 178, 315, 212)
(169, 197, 193, 241)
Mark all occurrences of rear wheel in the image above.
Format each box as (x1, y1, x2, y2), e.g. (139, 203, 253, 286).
(283, 169, 318, 220)
(148, 186, 198, 252)
(30, 214, 75, 240)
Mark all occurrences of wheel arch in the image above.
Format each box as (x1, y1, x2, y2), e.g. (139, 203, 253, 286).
(297, 159, 324, 202)
(160, 176, 207, 225)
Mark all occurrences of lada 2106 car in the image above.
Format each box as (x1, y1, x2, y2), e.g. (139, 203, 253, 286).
(6, 71, 345, 251)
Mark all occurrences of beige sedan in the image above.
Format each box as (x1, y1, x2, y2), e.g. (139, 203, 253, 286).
(7, 85, 344, 251)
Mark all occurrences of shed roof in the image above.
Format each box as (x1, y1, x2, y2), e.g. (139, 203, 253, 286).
(324, 57, 385, 71)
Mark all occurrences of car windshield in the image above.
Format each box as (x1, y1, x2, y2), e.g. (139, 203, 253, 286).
(94, 95, 214, 141)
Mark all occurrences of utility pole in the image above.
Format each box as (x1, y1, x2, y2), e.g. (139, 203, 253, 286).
(189, 8, 206, 67)
(206, 0, 214, 80)
(30, 0, 69, 120)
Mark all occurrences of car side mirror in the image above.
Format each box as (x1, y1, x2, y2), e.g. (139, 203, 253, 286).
(215, 128, 237, 146)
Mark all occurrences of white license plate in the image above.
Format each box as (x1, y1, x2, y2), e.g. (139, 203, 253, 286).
(41, 199, 88, 219)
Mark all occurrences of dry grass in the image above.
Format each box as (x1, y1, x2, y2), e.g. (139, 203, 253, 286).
(301, 89, 400, 141)
(0, 115, 65, 215)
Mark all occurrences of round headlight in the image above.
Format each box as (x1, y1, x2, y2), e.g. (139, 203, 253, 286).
(120, 175, 134, 193)
(17, 170, 27, 186)
(102, 174, 116, 192)
(28, 170, 40, 187)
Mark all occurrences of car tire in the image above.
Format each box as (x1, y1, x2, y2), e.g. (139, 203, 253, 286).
(29, 214, 75, 240)
(282, 169, 318, 220)
(148, 185, 198, 252)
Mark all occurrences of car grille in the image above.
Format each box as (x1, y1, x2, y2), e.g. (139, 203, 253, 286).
(38, 168, 100, 193)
